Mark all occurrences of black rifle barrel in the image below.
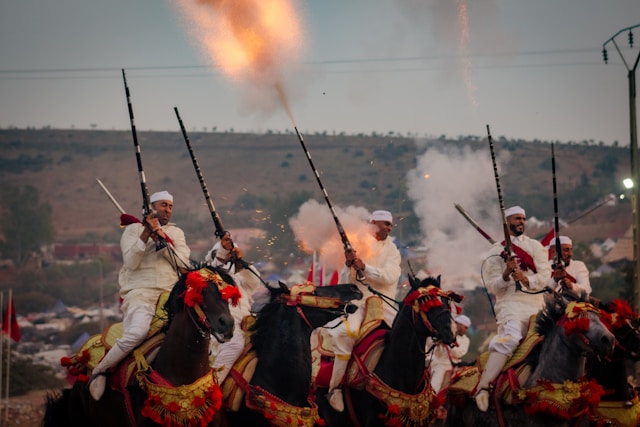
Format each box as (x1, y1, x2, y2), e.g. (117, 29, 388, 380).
(551, 143, 562, 267)
(294, 126, 365, 282)
(174, 107, 226, 238)
(174, 107, 258, 276)
(487, 124, 521, 291)
(121, 69, 166, 250)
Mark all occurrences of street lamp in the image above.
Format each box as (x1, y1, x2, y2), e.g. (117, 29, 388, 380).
(603, 24, 640, 311)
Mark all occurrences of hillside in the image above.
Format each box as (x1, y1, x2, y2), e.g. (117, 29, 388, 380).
(0, 129, 632, 253)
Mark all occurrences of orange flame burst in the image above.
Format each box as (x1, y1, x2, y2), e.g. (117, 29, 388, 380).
(291, 200, 379, 272)
(175, 0, 305, 115)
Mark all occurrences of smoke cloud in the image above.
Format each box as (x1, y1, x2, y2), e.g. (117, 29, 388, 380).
(406, 142, 511, 290)
(289, 200, 376, 273)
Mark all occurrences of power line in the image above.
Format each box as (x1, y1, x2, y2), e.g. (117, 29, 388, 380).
(0, 47, 617, 78)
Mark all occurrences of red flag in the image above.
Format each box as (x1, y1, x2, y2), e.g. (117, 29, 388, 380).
(306, 262, 314, 283)
(2, 296, 20, 342)
(539, 228, 555, 248)
(329, 270, 339, 286)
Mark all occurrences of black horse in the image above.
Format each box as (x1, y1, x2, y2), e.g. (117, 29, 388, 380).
(315, 276, 461, 427)
(42, 267, 237, 427)
(587, 298, 640, 427)
(446, 291, 615, 427)
(219, 281, 363, 427)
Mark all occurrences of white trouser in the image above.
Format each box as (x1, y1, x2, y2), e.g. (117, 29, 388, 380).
(488, 319, 527, 356)
(428, 362, 451, 393)
(116, 304, 156, 354)
(326, 296, 396, 356)
(211, 323, 245, 382)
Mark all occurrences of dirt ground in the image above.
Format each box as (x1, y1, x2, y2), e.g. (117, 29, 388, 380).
(0, 389, 49, 427)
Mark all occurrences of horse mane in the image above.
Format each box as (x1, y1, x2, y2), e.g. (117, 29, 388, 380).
(248, 285, 295, 354)
(162, 266, 236, 330)
(535, 290, 588, 336)
(420, 275, 441, 289)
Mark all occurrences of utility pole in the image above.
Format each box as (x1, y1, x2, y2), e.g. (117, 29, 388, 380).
(603, 24, 640, 311)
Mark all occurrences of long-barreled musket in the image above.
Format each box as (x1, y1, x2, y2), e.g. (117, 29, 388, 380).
(454, 203, 497, 318)
(551, 143, 565, 277)
(294, 127, 365, 282)
(551, 143, 562, 260)
(454, 203, 496, 244)
(174, 107, 262, 282)
(487, 124, 522, 292)
(174, 107, 228, 239)
(96, 177, 143, 228)
(121, 69, 167, 251)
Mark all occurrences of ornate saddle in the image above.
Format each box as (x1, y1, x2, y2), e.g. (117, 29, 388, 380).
(447, 314, 542, 407)
(60, 292, 170, 390)
(314, 296, 387, 389)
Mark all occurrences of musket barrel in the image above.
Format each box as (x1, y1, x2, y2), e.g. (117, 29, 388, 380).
(174, 107, 226, 238)
(96, 178, 126, 214)
(551, 143, 562, 267)
(121, 68, 167, 251)
(487, 124, 522, 291)
(454, 203, 496, 244)
(294, 126, 364, 281)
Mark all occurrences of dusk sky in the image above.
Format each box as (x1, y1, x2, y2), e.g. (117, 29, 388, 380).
(1, 1, 639, 145)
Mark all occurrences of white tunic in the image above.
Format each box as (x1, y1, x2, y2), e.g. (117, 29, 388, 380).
(118, 222, 191, 313)
(481, 234, 552, 326)
(549, 259, 591, 295)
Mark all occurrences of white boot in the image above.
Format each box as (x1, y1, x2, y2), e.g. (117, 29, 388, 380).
(327, 356, 349, 412)
(89, 344, 129, 400)
(474, 352, 508, 412)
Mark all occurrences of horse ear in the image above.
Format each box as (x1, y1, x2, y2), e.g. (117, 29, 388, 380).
(278, 281, 289, 292)
(408, 273, 421, 290)
(436, 275, 441, 288)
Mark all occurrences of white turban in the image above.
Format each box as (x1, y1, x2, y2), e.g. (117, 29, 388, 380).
(455, 315, 472, 328)
(504, 206, 525, 218)
(150, 191, 173, 203)
(550, 235, 572, 247)
(369, 210, 393, 223)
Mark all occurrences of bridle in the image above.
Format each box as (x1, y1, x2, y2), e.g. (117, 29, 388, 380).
(180, 268, 241, 341)
(277, 283, 357, 329)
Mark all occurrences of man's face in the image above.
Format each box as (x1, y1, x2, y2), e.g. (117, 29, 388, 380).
(559, 244, 573, 265)
(549, 244, 573, 265)
(371, 219, 392, 241)
(507, 213, 526, 237)
(220, 233, 233, 250)
(152, 200, 173, 226)
(456, 322, 468, 336)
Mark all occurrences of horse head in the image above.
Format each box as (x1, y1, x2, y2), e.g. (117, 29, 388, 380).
(265, 281, 364, 329)
(537, 291, 615, 362)
(402, 275, 462, 346)
(165, 266, 237, 343)
(600, 298, 640, 360)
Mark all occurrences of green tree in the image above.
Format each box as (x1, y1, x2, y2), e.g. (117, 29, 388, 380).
(0, 185, 54, 266)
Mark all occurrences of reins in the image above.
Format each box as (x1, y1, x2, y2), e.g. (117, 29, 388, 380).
(187, 303, 212, 340)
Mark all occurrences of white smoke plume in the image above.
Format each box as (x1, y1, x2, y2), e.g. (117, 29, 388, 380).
(406, 142, 511, 290)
